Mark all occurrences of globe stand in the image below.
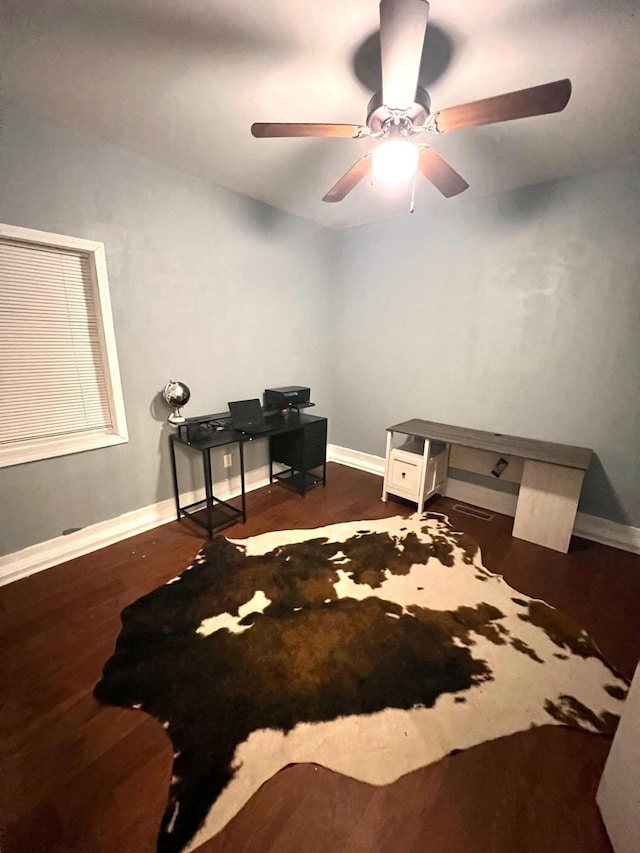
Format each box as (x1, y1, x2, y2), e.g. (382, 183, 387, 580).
(167, 408, 187, 426)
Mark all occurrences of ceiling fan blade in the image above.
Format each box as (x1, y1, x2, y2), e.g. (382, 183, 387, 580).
(432, 79, 572, 133)
(251, 123, 365, 139)
(323, 155, 372, 203)
(379, 0, 430, 111)
(417, 146, 469, 197)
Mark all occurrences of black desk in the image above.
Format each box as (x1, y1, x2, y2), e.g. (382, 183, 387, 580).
(169, 410, 327, 537)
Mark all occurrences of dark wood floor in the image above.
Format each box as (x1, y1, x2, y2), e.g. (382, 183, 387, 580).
(1, 463, 639, 853)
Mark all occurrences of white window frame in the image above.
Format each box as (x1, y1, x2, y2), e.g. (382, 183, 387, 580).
(0, 223, 128, 468)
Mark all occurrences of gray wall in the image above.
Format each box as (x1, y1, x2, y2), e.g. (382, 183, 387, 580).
(2, 101, 638, 558)
(333, 164, 640, 526)
(0, 103, 334, 556)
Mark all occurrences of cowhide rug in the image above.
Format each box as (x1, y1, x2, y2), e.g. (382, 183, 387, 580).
(94, 512, 629, 853)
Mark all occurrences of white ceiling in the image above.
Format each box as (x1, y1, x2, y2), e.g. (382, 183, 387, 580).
(3, 0, 640, 229)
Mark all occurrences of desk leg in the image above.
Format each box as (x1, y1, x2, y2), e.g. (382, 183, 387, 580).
(512, 460, 585, 553)
(239, 441, 247, 523)
(417, 439, 431, 515)
(269, 439, 273, 484)
(169, 438, 180, 520)
(203, 448, 214, 538)
(301, 431, 307, 497)
(381, 430, 392, 502)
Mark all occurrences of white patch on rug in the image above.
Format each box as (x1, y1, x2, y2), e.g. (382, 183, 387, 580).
(196, 589, 271, 637)
(228, 514, 445, 556)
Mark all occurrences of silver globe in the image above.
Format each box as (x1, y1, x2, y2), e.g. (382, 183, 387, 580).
(163, 380, 191, 425)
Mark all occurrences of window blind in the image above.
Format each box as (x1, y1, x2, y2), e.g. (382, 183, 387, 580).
(0, 238, 113, 446)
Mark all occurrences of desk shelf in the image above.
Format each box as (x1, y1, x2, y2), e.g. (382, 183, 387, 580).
(272, 468, 324, 494)
(178, 498, 243, 535)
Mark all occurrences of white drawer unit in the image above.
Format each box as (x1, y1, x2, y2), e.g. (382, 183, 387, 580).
(382, 433, 448, 512)
(388, 450, 423, 497)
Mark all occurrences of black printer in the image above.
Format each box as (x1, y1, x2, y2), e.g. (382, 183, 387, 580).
(263, 386, 311, 410)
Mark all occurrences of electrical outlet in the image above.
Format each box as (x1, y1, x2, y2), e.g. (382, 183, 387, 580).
(223, 454, 232, 468)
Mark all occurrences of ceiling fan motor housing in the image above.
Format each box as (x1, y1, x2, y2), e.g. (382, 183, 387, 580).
(366, 87, 431, 135)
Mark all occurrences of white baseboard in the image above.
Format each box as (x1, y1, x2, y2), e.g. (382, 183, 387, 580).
(328, 445, 640, 555)
(327, 444, 385, 476)
(0, 466, 273, 588)
(573, 512, 640, 554)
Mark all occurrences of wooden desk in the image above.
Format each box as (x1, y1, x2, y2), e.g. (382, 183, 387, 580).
(383, 419, 592, 553)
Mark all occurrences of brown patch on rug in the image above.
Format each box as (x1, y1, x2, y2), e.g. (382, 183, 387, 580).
(544, 694, 620, 735)
(410, 602, 507, 649)
(518, 601, 605, 661)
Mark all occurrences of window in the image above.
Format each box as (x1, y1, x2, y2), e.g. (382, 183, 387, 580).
(0, 223, 128, 468)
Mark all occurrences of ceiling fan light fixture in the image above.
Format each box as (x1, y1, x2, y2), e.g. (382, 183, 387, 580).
(371, 139, 419, 186)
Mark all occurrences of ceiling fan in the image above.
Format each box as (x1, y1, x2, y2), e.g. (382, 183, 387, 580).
(251, 0, 571, 205)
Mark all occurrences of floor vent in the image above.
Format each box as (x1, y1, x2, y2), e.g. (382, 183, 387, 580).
(452, 503, 494, 521)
